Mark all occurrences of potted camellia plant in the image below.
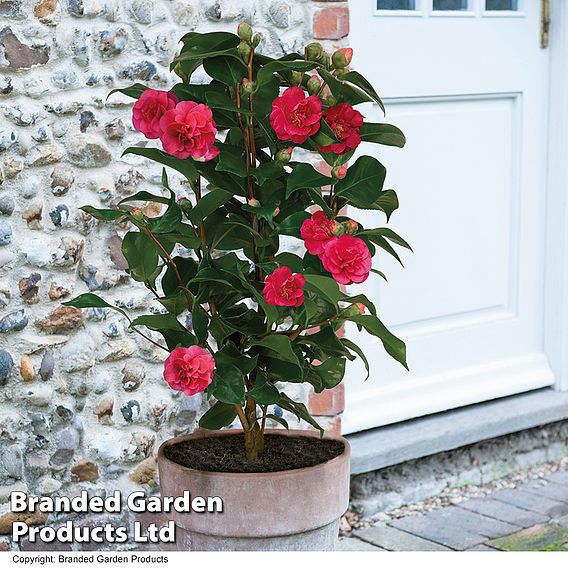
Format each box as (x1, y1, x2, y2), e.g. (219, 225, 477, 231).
(64, 23, 409, 551)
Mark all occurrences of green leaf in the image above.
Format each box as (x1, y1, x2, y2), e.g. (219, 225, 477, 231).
(286, 163, 332, 198)
(274, 252, 304, 273)
(147, 195, 183, 234)
(63, 293, 115, 310)
(123, 147, 198, 182)
(340, 338, 370, 380)
(303, 274, 342, 307)
(121, 231, 160, 283)
(311, 357, 346, 390)
(189, 189, 233, 224)
(277, 392, 323, 435)
(130, 313, 185, 332)
(208, 363, 245, 406)
(277, 211, 310, 238)
(249, 335, 304, 379)
(299, 325, 354, 360)
(253, 161, 285, 185)
(359, 227, 412, 251)
(215, 144, 248, 178)
(199, 401, 238, 430)
(192, 304, 209, 343)
(348, 314, 408, 370)
(266, 414, 289, 429)
(107, 83, 148, 100)
(360, 123, 406, 148)
(334, 155, 387, 207)
(247, 375, 280, 405)
(80, 206, 126, 221)
(203, 56, 248, 87)
(118, 191, 170, 206)
(342, 71, 386, 114)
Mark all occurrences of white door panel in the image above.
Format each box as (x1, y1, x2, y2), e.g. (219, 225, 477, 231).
(343, 0, 553, 433)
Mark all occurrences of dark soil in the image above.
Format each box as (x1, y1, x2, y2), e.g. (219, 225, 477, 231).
(163, 433, 345, 473)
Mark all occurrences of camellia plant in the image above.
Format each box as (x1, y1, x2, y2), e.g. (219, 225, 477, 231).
(64, 24, 410, 460)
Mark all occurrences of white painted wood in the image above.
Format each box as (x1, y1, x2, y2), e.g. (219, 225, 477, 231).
(544, 0, 568, 392)
(344, 0, 554, 433)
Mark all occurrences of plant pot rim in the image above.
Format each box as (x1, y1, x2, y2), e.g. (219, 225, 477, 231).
(157, 427, 350, 479)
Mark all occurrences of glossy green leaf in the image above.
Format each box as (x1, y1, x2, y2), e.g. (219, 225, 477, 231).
(342, 71, 386, 114)
(123, 147, 198, 182)
(199, 401, 238, 430)
(303, 274, 342, 307)
(189, 189, 233, 224)
(107, 83, 148, 100)
(286, 163, 332, 198)
(311, 357, 346, 390)
(360, 123, 406, 148)
(340, 338, 370, 380)
(121, 232, 160, 283)
(277, 393, 323, 435)
(277, 211, 310, 238)
(247, 375, 280, 405)
(334, 155, 387, 207)
(203, 56, 248, 87)
(80, 206, 127, 221)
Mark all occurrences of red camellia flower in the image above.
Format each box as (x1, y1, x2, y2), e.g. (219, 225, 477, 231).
(318, 103, 364, 155)
(321, 234, 372, 285)
(300, 211, 338, 256)
(159, 100, 219, 160)
(270, 86, 323, 144)
(132, 89, 178, 140)
(163, 346, 215, 396)
(263, 266, 306, 307)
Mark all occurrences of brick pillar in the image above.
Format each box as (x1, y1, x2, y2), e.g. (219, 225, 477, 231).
(311, 0, 350, 41)
(308, 383, 345, 436)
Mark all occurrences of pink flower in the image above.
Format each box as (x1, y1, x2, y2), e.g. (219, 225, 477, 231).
(270, 87, 323, 144)
(132, 89, 178, 140)
(300, 211, 338, 256)
(338, 48, 353, 65)
(159, 101, 219, 160)
(263, 266, 306, 307)
(318, 103, 364, 155)
(321, 234, 371, 285)
(163, 346, 215, 396)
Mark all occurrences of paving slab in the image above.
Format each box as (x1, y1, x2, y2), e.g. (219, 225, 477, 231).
(336, 537, 384, 551)
(390, 514, 487, 550)
(466, 544, 501, 551)
(491, 488, 568, 518)
(355, 524, 450, 551)
(553, 514, 568, 528)
(547, 470, 568, 487)
(520, 479, 568, 504)
(458, 497, 549, 528)
(489, 523, 568, 551)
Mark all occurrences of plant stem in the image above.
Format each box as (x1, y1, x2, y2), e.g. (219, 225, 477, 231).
(145, 225, 193, 313)
(244, 395, 264, 460)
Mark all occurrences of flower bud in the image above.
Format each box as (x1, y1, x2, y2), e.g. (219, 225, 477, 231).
(305, 42, 323, 62)
(325, 94, 338, 107)
(334, 67, 346, 80)
(341, 303, 365, 318)
(131, 208, 145, 222)
(237, 22, 253, 42)
(275, 147, 293, 164)
(343, 219, 358, 235)
(177, 197, 192, 213)
(252, 33, 261, 48)
(247, 198, 260, 208)
(306, 75, 322, 95)
(238, 41, 252, 63)
(332, 165, 348, 179)
(290, 71, 303, 87)
(332, 47, 353, 69)
(242, 78, 255, 95)
(355, 302, 366, 314)
(319, 52, 331, 68)
(273, 207, 281, 217)
(330, 222, 346, 237)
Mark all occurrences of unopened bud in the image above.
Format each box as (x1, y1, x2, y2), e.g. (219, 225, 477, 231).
(330, 221, 345, 237)
(334, 67, 346, 80)
(275, 147, 293, 164)
(342, 303, 365, 318)
(177, 197, 192, 213)
(343, 219, 358, 235)
(252, 33, 261, 48)
(306, 75, 322, 95)
(273, 207, 281, 217)
(332, 165, 348, 179)
(305, 42, 323, 62)
(237, 22, 253, 42)
(332, 48, 353, 69)
(319, 52, 331, 68)
(238, 41, 252, 63)
(242, 78, 255, 95)
(247, 198, 260, 208)
(131, 208, 145, 222)
(325, 95, 338, 107)
(290, 71, 303, 87)
(355, 302, 366, 314)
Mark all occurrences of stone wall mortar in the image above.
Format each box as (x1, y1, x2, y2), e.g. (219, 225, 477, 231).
(0, 0, 348, 543)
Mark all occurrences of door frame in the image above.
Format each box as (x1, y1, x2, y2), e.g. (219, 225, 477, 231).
(545, 0, 568, 392)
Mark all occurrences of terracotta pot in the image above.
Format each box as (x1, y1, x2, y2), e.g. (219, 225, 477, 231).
(157, 428, 350, 551)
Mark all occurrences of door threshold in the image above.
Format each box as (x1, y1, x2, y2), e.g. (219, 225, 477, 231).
(347, 388, 568, 475)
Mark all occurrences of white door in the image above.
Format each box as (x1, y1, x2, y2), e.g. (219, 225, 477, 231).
(344, 0, 554, 433)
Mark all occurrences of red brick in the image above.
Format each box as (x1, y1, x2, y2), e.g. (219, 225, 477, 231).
(309, 383, 345, 416)
(313, 5, 350, 40)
